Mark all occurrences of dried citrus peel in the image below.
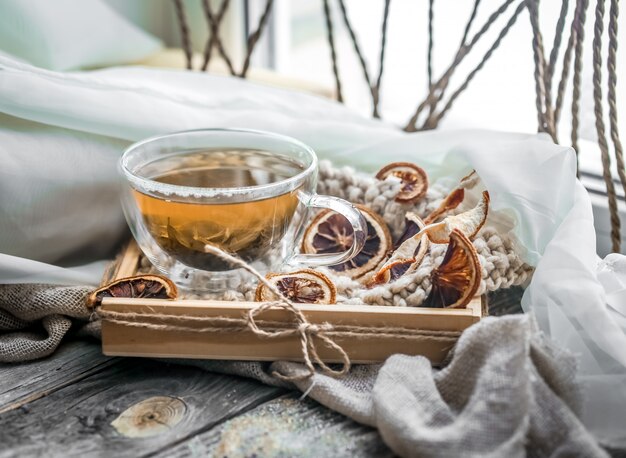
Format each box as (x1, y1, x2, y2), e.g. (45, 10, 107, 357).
(424, 188, 465, 224)
(255, 269, 336, 304)
(375, 162, 429, 203)
(370, 213, 430, 285)
(86, 275, 178, 308)
(459, 170, 480, 190)
(423, 170, 483, 225)
(423, 229, 481, 308)
(416, 191, 490, 244)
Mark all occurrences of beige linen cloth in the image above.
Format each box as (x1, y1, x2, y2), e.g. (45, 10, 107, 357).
(0, 284, 607, 457)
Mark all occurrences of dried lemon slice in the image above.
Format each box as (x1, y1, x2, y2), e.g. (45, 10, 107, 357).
(86, 275, 178, 308)
(423, 229, 481, 308)
(370, 213, 430, 285)
(375, 162, 429, 203)
(423, 191, 490, 243)
(255, 269, 336, 304)
(302, 204, 392, 279)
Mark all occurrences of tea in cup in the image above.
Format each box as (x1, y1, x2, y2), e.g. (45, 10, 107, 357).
(120, 129, 366, 290)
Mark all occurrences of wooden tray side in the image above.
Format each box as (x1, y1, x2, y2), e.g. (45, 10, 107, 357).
(100, 298, 481, 365)
(101, 241, 484, 364)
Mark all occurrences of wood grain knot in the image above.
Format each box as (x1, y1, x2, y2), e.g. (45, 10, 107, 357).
(111, 396, 187, 438)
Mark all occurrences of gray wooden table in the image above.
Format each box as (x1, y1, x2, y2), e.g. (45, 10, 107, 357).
(0, 338, 393, 457)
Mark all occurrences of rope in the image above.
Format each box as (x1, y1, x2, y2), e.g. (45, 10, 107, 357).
(404, 0, 518, 132)
(200, 0, 230, 71)
(427, 0, 434, 89)
(336, 0, 379, 117)
(201, 0, 236, 75)
(372, 0, 392, 118)
(460, 0, 483, 49)
(172, 0, 193, 70)
(592, 0, 621, 252)
(97, 309, 462, 342)
(571, 0, 590, 158)
(607, 0, 626, 219)
(240, 0, 274, 78)
(322, 0, 344, 102)
(554, 26, 576, 124)
(215, 245, 348, 381)
(426, 0, 481, 121)
(527, 0, 557, 141)
(424, 1, 526, 130)
(548, 0, 570, 91)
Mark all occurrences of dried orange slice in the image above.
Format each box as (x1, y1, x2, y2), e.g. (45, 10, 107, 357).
(423, 191, 490, 243)
(424, 188, 465, 224)
(370, 213, 430, 285)
(302, 205, 392, 279)
(423, 229, 480, 308)
(375, 162, 429, 203)
(86, 274, 178, 308)
(255, 269, 336, 304)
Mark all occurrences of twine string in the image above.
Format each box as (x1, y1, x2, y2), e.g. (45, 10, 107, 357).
(95, 245, 461, 382)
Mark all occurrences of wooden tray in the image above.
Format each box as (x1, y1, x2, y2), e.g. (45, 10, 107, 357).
(99, 242, 487, 365)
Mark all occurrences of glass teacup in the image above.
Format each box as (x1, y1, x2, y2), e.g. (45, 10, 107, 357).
(120, 128, 366, 290)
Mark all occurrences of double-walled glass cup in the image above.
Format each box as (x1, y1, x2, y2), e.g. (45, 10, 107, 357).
(120, 128, 366, 290)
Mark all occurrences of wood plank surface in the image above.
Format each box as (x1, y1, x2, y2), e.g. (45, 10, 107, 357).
(0, 339, 117, 413)
(0, 358, 284, 457)
(158, 393, 395, 458)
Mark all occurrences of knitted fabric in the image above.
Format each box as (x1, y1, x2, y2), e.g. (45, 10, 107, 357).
(146, 161, 533, 306)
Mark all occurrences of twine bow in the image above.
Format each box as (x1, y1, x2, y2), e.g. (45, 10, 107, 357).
(205, 245, 351, 381)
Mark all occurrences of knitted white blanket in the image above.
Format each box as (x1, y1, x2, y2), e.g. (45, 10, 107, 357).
(153, 161, 533, 306)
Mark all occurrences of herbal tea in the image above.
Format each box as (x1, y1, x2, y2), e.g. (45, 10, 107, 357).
(133, 150, 303, 270)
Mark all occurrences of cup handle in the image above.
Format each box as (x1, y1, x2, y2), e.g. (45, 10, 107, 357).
(289, 191, 367, 267)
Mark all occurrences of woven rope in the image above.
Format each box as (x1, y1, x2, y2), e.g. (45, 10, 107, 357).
(336, 0, 378, 117)
(404, 0, 518, 132)
(172, 0, 193, 70)
(425, 1, 526, 130)
(548, 0, 570, 93)
(554, 23, 576, 124)
(322, 0, 344, 102)
(461, 0, 483, 50)
(372, 0, 391, 118)
(200, 0, 230, 72)
(240, 0, 274, 78)
(528, 0, 557, 141)
(427, 0, 434, 89)
(201, 0, 236, 74)
(572, 0, 590, 158)
(607, 0, 626, 219)
(592, 0, 621, 252)
(425, 0, 480, 119)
